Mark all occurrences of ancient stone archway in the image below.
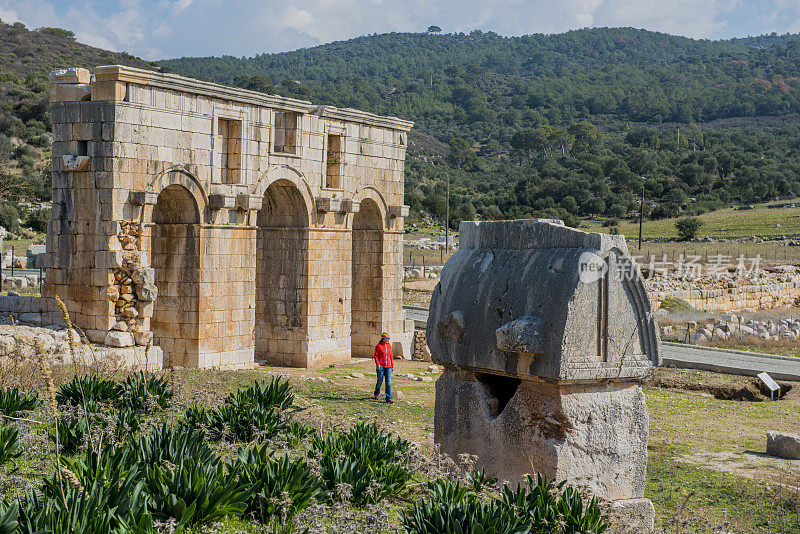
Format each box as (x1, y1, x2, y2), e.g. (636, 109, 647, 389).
(351, 197, 385, 357)
(255, 179, 310, 366)
(150, 184, 201, 367)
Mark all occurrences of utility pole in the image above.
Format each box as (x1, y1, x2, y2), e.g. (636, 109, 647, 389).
(638, 178, 645, 251)
(445, 174, 450, 258)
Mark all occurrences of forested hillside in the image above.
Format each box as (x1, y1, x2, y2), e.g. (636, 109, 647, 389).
(161, 28, 800, 227)
(4, 23, 800, 230)
(0, 20, 154, 233)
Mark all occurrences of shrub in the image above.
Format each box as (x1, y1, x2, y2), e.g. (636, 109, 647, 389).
(0, 204, 20, 234)
(0, 426, 22, 467)
(113, 408, 141, 440)
(319, 455, 410, 505)
(675, 216, 704, 241)
(311, 422, 411, 469)
(402, 497, 529, 534)
(0, 502, 18, 533)
(144, 457, 251, 527)
(24, 207, 50, 233)
(120, 371, 173, 414)
(402, 474, 610, 534)
(0, 387, 40, 416)
(236, 444, 321, 522)
(56, 375, 121, 406)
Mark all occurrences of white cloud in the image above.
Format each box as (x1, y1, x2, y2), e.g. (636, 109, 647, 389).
(1, 0, 799, 60)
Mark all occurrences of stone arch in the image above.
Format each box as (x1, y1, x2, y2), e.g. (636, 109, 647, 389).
(254, 178, 311, 366)
(251, 165, 314, 228)
(146, 167, 208, 224)
(351, 197, 385, 357)
(353, 186, 388, 230)
(150, 184, 201, 368)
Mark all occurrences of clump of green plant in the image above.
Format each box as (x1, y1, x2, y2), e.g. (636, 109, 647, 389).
(235, 443, 321, 523)
(675, 215, 705, 241)
(120, 371, 173, 414)
(0, 426, 22, 468)
(56, 375, 121, 406)
(312, 423, 413, 504)
(228, 377, 295, 413)
(52, 415, 88, 455)
(133, 422, 215, 467)
(144, 456, 251, 528)
(185, 378, 295, 442)
(402, 475, 610, 534)
(0, 387, 40, 417)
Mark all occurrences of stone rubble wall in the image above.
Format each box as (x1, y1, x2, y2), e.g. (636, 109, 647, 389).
(650, 280, 800, 311)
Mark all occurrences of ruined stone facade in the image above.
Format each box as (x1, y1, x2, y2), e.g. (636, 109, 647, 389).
(428, 219, 661, 532)
(43, 66, 412, 369)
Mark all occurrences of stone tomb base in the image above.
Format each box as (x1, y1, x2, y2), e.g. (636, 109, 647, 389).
(434, 367, 655, 532)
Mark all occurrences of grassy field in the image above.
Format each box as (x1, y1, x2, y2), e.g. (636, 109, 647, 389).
(588, 201, 800, 241)
(2, 359, 798, 533)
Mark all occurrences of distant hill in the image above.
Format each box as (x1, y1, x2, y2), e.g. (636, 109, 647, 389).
(4, 23, 800, 233)
(0, 19, 155, 228)
(160, 28, 800, 144)
(160, 28, 800, 228)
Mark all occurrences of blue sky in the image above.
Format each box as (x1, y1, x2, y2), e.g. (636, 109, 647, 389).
(1, 0, 799, 60)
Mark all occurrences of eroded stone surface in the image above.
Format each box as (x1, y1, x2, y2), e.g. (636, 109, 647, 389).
(428, 219, 659, 532)
(42, 65, 414, 369)
(767, 431, 800, 460)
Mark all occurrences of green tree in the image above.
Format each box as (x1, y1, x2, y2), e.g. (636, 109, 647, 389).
(446, 137, 478, 171)
(675, 216, 704, 240)
(427, 26, 442, 33)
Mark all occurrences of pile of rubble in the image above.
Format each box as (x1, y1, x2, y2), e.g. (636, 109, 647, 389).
(403, 266, 442, 280)
(662, 313, 800, 343)
(404, 237, 457, 250)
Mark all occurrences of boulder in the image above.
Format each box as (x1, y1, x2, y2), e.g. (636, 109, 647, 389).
(767, 432, 800, 460)
(105, 330, 134, 348)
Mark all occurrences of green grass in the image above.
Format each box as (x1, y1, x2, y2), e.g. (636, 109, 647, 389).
(590, 201, 800, 241)
(647, 444, 800, 533)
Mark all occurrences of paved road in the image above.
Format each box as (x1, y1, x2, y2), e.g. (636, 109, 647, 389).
(403, 306, 800, 381)
(661, 342, 800, 381)
(1, 268, 42, 278)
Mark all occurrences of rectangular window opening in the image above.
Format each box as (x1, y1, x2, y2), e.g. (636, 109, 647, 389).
(326, 134, 343, 188)
(76, 140, 88, 157)
(274, 111, 298, 154)
(218, 118, 242, 184)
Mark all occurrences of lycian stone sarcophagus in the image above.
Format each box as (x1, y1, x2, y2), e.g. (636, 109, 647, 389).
(428, 219, 660, 532)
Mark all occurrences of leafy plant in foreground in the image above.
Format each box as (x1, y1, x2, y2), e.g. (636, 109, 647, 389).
(236, 444, 321, 522)
(133, 422, 216, 467)
(0, 426, 22, 468)
(0, 387, 40, 417)
(120, 371, 173, 414)
(56, 375, 121, 406)
(145, 457, 251, 527)
(52, 415, 87, 455)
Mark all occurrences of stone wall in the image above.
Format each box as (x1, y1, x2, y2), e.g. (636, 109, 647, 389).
(650, 280, 800, 311)
(44, 66, 413, 369)
(0, 296, 162, 369)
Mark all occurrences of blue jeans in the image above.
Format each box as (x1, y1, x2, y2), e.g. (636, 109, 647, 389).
(374, 367, 392, 400)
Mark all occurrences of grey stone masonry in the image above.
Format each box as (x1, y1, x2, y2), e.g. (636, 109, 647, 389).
(428, 219, 660, 533)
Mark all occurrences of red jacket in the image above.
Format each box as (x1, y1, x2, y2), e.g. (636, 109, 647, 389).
(374, 341, 393, 368)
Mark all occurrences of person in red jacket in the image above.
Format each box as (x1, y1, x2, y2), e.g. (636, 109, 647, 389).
(373, 333, 393, 403)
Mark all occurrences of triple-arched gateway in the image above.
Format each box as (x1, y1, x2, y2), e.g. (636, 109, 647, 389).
(43, 66, 412, 369)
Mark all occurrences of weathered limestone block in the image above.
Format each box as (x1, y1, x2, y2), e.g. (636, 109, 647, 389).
(767, 431, 800, 460)
(428, 219, 660, 533)
(105, 330, 134, 348)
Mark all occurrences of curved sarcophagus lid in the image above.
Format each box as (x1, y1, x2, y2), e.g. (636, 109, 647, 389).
(426, 219, 661, 382)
